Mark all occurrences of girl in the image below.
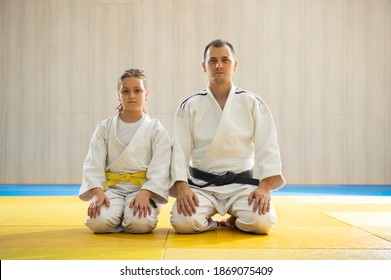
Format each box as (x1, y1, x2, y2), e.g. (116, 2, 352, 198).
(79, 69, 171, 233)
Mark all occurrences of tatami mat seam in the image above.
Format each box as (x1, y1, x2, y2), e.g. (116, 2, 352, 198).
(354, 226, 391, 244)
(320, 212, 391, 246)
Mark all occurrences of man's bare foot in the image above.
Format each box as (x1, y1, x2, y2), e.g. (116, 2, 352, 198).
(217, 215, 236, 228)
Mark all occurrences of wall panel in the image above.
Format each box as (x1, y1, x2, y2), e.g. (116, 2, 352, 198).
(0, 0, 390, 184)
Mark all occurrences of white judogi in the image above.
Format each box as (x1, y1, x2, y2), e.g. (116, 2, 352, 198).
(79, 113, 171, 233)
(170, 85, 285, 234)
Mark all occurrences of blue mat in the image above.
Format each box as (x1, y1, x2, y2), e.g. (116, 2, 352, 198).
(274, 184, 391, 196)
(0, 184, 79, 196)
(0, 184, 390, 196)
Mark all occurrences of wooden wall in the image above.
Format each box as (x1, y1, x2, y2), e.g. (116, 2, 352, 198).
(1, 0, 390, 184)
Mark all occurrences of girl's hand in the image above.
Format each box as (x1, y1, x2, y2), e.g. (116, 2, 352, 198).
(88, 187, 110, 218)
(129, 189, 153, 218)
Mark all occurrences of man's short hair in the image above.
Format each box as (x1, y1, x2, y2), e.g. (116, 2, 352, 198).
(203, 39, 235, 61)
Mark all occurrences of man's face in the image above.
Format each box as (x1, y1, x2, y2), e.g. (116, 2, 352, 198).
(202, 45, 237, 85)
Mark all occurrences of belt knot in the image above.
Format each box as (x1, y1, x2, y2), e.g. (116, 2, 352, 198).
(104, 170, 147, 190)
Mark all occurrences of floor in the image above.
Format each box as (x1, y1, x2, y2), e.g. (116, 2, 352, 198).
(0, 185, 391, 260)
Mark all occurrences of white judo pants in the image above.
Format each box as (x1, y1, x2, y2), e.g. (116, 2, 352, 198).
(85, 186, 160, 234)
(171, 186, 277, 234)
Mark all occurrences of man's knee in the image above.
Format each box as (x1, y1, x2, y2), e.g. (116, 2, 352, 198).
(252, 213, 277, 234)
(170, 210, 214, 233)
(236, 211, 277, 235)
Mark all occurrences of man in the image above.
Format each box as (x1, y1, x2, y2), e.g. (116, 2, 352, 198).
(170, 39, 285, 234)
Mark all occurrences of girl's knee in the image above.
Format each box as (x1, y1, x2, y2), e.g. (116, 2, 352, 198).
(85, 215, 121, 233)
(122, 206, 160, 234)
(122, 215, 158, 233)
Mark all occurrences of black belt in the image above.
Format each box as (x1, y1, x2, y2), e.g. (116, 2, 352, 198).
(188, 166, 260, 188)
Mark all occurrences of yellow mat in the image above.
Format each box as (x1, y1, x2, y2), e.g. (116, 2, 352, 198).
(1, 196, 390, 260)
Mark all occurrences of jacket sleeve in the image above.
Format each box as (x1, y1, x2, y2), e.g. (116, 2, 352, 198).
(79, 122, 108, 201)
(169, 105, 192, 196)
(252, 99, 286, 190)
(141, 121, 172, 204)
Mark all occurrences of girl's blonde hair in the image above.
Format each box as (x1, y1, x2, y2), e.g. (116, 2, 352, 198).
(116, 68, 148, 112)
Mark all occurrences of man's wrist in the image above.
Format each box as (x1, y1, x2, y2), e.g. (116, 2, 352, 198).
(259, 177, 275, 191)
(175, 180, 189, 190)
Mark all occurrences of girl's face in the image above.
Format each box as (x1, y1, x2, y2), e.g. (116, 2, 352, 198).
(118, 76, 148, 113)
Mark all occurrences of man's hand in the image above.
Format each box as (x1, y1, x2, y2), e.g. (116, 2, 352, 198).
(248, 176, 274, 215)
(175, 181, 199, 216)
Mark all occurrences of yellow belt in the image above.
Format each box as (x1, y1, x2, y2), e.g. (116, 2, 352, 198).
(104, 171, 147, 190)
